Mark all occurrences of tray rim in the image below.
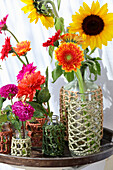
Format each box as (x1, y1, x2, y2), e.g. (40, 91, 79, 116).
(0, 127, 113, 167)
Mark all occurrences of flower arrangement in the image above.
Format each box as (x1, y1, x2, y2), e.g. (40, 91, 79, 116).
(0, 0, 113, 157)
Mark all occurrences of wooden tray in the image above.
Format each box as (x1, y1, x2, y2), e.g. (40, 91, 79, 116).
(0, 127, 113, 167)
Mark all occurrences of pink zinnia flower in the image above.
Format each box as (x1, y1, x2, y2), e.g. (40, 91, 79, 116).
(0, 37, 12, 60)
(12, 101, 34, 121)
(43, 29, 61, 47)
(0, 84, 18, 100)
(17, 63, 37, 82)
(0, 14, 8, 34)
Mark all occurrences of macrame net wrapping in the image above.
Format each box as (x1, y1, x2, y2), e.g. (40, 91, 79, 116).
(60, 86, 103, 141)
(68, 92, 102, 156)
(26, 118, 47, 148)
(42, 123, 65, 156)
(0, 130, 12, 154)
(11, 137, 31, 157)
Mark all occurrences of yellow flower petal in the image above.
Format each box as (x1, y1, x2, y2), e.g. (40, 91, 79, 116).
(83, 2, 91, 13)
(98, 3, 108, 16)
(21, 4, 34, 14)
(20, 0, 33, 5)
(91, 1, 100, 14)
(40, 15, 54, 29)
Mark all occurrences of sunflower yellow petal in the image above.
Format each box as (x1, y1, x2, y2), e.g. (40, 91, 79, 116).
(40, 15, 54, 29)
(20, 0, 33, 5)
(28, 9, 37, 23)
(79, 5, 91, 16)
(91, 1, 100, 14)
(97, 3, 108, 16)
(82, 35, 90, 49)
(103, 29, 112, 41)
(21, 4, 34, 14)
(103, 13, 113, 25)
(83, 2, 91, 13)
(96, 35, 102, 49)
(90, 36, 96, 50)
(72, 15, 83, 22)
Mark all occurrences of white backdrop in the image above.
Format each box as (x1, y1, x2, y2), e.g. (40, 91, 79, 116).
(0, 0, 113, 169)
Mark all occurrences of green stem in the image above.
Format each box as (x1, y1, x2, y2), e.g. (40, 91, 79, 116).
(75, 69, 85, 94)
(10, 97, 13, 105)
(22, 121, 25, 139)
(6, 29, 19, 43)
(43, 0, 59, 18)
(24, 54, 29, 64)
(11, 47, 26, 66)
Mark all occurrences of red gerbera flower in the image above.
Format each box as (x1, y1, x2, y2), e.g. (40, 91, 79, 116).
(17, 71, 46, 101)
(43, 29, 61, 47)
(0, 37, 12, 60)
(55, 42, 84, 72)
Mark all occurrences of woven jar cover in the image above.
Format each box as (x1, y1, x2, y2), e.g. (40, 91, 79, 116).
(11, 137, 31, 157)
(68, 92, 102, 156)
(60, 86, 103, 141)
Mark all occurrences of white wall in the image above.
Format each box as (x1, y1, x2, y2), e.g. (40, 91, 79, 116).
(0, 0, 113, 169)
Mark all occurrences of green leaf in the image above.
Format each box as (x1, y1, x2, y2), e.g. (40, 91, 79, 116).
(45, 67, 48, 88)
(57, 0, 61, 10)
(52, 64, 63, 83)
(55, 17, 64, 32)
(38, 87, 51, 103)
(12, 120, 22, 131)
(93, 57, 102, 61)
(95, 60, 101, 75)
(64, 71, 75, 82)
(0, 96, 6, 110)
(26, 101, 48, 116)
(49, 45, 54, 60)
(89, 47, 97, 55)
(0, 114, 8, 124)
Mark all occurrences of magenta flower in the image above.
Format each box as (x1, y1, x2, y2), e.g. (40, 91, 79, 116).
(17, 63, 37, 82)
(0, 14, 8, 34)
(0, 84, 18, 99)
(12, 101, 34, 121)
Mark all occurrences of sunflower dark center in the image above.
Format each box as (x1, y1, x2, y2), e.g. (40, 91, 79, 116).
(82, 15, 104, 35)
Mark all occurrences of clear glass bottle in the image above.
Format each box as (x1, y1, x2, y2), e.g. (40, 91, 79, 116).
(64, 69, 98, 92)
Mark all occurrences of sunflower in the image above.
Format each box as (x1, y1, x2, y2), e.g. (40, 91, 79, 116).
(20, 0, 54, 29)
(55, 42, 84, 72)
(68, 1, 113, 50)
(60, 33, 84, 45)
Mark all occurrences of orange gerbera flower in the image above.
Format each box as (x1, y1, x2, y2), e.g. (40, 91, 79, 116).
(17, 71, 45, 101)
(12, 40, 31, 56)
(55, 42, 84, 72)
(60, 33, 84, 45)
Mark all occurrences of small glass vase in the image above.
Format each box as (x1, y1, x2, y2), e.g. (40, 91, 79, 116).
(42, 115, 65, 156)
(11, 130, 31, 157)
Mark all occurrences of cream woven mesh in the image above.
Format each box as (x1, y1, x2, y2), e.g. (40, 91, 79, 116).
(68, 94, 101, 156)
(60, 86, 103, 141)
(11, 137, 31, 157)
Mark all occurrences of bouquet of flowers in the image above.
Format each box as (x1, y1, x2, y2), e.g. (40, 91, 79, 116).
(0, 0, 113, 157)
